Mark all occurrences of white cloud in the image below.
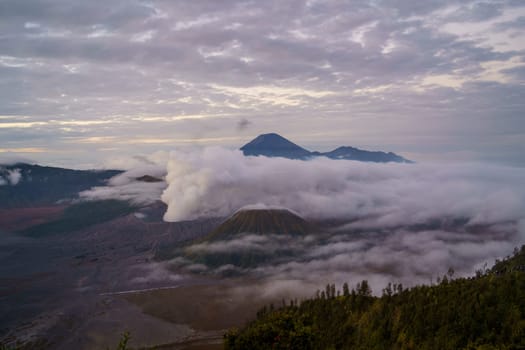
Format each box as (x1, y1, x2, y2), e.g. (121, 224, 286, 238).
(187, 234, 272, 254)
(159, 147, 525, 294)
(130, 262, 183, 284)
(186, 234, 300, 255)
(176, 223, 521, 295)
(1, 0, 525, 166)
(7, 168, 22, 185)
(80, 160, 167, 205)
(161, 147, 525, 229)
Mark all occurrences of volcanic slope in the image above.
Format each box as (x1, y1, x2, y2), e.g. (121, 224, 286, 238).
(206, 208, 312, 241)
(181, 209, 313, 270)
(240, 133, 311, 159)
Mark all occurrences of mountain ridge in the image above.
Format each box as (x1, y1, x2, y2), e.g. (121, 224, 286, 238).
(0, 163, 122, 208)
(240, 133, 412, 163)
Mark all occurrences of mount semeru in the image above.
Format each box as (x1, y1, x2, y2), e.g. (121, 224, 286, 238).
(240, 133, 412, 163)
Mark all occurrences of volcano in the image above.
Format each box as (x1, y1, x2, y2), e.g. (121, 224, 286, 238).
(240, 133, 312, 159)
(206, 208, 311, 240)
(185, 208, 313, 270)
(240, 133, 411, 163)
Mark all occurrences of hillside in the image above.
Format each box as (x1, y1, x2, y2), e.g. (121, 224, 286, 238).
(206, 208, 311, 240)
(224, 246, 525, 350)
(19, 199, 136, 237)
(180, 208, 312, 270)
(0, 163, 122, 208)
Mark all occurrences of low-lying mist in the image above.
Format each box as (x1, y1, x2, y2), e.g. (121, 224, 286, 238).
(161, 148, 525, 229)
(89, 147, 525, 295)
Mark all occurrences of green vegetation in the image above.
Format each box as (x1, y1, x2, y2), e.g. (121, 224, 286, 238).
(20, 199, 136, 237)
(111, 331, 130, 350)
(225, 246, 525, 350)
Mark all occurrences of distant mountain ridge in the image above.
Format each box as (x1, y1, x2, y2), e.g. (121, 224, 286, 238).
(0, 163, 122, 208)
(240, 133, 411, 163)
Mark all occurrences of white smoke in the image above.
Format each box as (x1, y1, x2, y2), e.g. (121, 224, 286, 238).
(6, 169, 22, 185)
(157, 147, 525, 293)
(161, 147, 525, 231)
(80, 155, 168, 205)
(0, 168, 22, 186)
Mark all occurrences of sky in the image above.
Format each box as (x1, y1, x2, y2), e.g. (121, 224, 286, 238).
(0, 0, 524, 168)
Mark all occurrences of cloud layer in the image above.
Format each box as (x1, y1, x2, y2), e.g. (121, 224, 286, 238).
(157, 148, 525, 294)
(161, 148, 525, 229)
(1, 0, 525, 166)
(80, 156, 167, 204)
(172, 222, 522, 296)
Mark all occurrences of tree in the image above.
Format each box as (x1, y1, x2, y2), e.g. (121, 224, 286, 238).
(343, 282, 350, 297)
(357, 280, 372, 296)
(225, 246, 525, 350)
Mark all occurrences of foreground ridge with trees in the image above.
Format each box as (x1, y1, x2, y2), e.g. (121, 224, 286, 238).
(224, 246, 525, 350)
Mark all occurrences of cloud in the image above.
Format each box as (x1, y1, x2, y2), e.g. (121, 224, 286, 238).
(80, 156, 167, 204)
(161, 147, 525, 229)
(0, 167, 22, 185)
(251, 228, 519, 288)
(187, 234, 274, 254)
(0, 155, 34, 165)
(230, 279, 321, 300)
(1, 1, 525, 166)
(130, 262, 183, 284)
(186, 234, 304, 255)
(102, 151, 170, 170)
(177, 223, 521, 295)
(6, 168, 22, 185)
(236, 118, 251, 131)
(158, 147, 525, 294)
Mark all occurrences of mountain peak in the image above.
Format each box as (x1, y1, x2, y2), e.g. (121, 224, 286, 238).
(207, 208, 312, 240)
(240, 133, 311, 159)
(240, 133, 412, 163)
(323, 146, 411, 163)
(249, 132, 283, 141)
